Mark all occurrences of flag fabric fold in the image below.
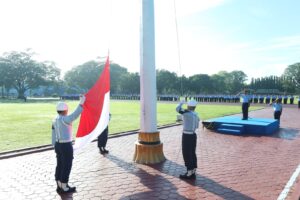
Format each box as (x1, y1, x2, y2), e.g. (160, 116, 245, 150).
(73, 56, 110, 151)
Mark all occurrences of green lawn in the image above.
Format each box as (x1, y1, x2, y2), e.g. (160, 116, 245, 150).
(0, 100, 262, 152)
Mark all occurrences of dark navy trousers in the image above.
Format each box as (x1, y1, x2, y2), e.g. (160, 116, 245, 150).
(55, 142, 73, 183)
(274, 111, 281, 122)
(98, 126, 108, 148)
(182, 133, 197, 171)
(242, 102, 249, 119)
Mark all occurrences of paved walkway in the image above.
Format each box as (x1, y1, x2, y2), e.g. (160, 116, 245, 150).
(0, 106, 300, 200)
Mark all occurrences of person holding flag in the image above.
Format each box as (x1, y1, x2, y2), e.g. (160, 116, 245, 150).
(51, 95, 86, 193)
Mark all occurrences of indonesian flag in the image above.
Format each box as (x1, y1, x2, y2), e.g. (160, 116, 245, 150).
(73, 56, 110, 150)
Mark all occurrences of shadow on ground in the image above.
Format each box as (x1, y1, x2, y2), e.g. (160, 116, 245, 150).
(107, 154, 254, 200)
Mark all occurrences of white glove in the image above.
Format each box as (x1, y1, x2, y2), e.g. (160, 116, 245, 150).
(79, 95, 86, 105)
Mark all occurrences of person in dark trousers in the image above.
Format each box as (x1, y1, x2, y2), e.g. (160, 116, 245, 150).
(237, 89, 251, 120)
(176, 99, 200, 179)
(290, 95, 294, 104)
(51, 95, 85, 193)
(298, 96, 300, 109)
(98, 113, 111, 154)
(270, 99, 283, 125)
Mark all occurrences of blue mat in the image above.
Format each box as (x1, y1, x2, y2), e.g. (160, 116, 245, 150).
(202, 116, 279, 135)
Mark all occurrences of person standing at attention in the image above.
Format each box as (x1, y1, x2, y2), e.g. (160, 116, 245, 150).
(98, 113, 111, 154)
(237, 89, 251, 120)
(270, 99, 283, 125)
(52, 95, 86, 193)
(176, 99, 200, 179)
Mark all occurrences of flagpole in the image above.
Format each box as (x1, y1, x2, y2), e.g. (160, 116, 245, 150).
(133, 0, 165, 164)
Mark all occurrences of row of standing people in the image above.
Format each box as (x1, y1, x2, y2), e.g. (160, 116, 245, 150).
(191, 94, 296, 104)
(62, 94, 298, 105)
(110, 94, 180, 101)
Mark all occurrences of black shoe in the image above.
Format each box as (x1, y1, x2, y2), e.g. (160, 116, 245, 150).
(56, 187, 62, 193)
(100, 149, 105, 154)
(60, 185, 76, 193)
(242, 118, 248, 120)
(179, 173, 196, 179)
(103, 148, 109, 154)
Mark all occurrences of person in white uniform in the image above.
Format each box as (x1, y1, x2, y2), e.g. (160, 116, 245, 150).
(52, 95, 85, 193)
(237, 89, 251, 120)
(176, 99, 200, 179)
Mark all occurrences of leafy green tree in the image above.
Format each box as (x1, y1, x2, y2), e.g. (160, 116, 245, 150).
(189, 74, 212, 94)
(64, 60, 128, 94)
(119, 72, 140, 94)
(283, 63, 300, 91)
(0, 51, 60, 99)
(110, 63, 128, 94)
(211, 73, 226, 93)
(0, 59, 11, 97)
(64, 61, 101, 93)
(156, 69, 178, 94)
(227, 70, 247, 93)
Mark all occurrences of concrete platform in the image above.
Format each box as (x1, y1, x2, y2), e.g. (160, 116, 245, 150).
(203, 116, 279, 135)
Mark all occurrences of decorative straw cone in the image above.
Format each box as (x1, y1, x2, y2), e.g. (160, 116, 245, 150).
(133, 132, 165, 164)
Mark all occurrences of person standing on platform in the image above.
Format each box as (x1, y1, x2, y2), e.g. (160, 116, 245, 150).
(298, 95, 300, 109)
(176, 99, 200, 179)
(98, 113, 111, 154)
(52, 95, 86, 193)
(237, 89, 251, 120)
(270, 99, 283, 125)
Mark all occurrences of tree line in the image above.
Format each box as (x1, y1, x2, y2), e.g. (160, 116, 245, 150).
(0, 50, 299, 99)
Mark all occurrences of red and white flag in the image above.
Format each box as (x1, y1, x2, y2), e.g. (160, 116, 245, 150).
(73, 56, 110, 150)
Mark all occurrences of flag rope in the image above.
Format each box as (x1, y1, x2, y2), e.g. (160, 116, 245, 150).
(173, 0, 183, 97)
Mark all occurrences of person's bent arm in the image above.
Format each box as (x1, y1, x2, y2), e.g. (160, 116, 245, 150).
(63, 95, 86, 124)
(176, 101, 186, 114)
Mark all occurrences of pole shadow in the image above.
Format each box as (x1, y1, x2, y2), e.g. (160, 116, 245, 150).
(106, 154, 254, 200)
(106, 154, 186, 200)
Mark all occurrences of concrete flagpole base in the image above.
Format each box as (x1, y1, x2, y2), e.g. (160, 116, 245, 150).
(133, 132, 165, 164)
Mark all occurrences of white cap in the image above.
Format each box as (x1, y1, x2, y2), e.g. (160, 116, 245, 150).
(187, 99, 197, 107)
(56, 102, 68, 111)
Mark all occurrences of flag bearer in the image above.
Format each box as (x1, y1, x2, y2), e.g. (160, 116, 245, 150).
(176, 99, 200, 179)
(52, 95, 86, 193)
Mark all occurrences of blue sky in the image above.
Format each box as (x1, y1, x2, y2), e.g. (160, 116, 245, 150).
(170, 0, 300, 79)
(0, 0, 299, 81)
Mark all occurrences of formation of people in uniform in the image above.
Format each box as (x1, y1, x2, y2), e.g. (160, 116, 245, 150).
(108, 93, 297, 105)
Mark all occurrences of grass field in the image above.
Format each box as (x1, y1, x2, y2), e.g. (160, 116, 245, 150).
(0, 100, 264, 152)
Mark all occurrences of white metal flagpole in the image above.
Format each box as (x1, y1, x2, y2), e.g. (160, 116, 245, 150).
(133, 0, 165, 164)
(140, 0, 157, 133)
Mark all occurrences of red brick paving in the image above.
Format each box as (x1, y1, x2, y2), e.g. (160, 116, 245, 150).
(0, 106, 300, 200)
